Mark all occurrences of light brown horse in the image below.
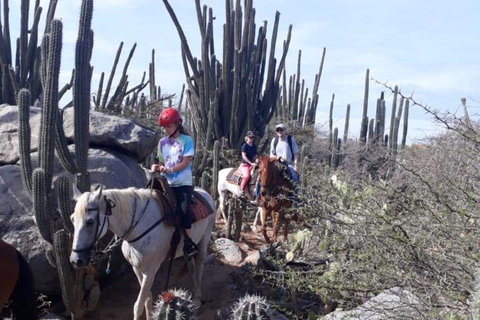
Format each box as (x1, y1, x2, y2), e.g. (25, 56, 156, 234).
(0, 239, 37, 319)
(257, 155, 296, 243)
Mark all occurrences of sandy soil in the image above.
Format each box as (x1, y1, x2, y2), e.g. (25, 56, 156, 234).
(82, 220, 269, 320)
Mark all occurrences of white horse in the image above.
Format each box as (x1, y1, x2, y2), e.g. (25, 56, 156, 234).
(217, 167, 262, 230)
(69, 185, 215, 320)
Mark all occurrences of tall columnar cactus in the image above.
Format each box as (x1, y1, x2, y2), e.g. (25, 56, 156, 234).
(18, 88, 32, 194)
(18, 2, 101, 317)
(328, 94, 334, 151)
(401, 99, 409, 149)
(388, 85, 399, 149)
(152, 289, 199, 320)
(231, 294, 272, 320)
(359, 68, 369, 144)
(212, 140, 220, 200)
(73, 0, 94, 192)
(343, 104, 350, 146)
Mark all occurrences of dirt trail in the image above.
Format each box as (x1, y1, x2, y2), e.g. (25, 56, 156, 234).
(83, 220, 268, 320)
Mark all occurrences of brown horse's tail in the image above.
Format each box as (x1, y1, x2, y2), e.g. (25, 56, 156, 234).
(11, 251, 37, 320)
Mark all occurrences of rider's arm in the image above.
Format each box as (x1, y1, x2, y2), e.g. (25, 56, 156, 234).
(167, 156, 192, 173)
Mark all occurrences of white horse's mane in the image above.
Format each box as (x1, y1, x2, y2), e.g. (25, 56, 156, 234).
(74, 187, 155, 225)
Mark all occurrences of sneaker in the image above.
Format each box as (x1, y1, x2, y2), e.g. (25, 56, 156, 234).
(183, 237, 199, 260)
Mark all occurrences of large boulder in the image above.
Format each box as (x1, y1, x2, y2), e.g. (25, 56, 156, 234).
(323, 287, 419, 320)
(63, 107, 159, 162)
(0, 104, 159, 165)
(0, 146, 148, 294)
(0, 104, 41, 165)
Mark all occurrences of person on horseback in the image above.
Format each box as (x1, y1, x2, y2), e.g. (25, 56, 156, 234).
(240, 130, 258, 201)
(151, 107, 198, 259)
(270, 123, 300, 183)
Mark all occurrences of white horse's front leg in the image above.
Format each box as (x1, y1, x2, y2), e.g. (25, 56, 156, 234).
(252, 207, 263, 232)
(133, 269, 156, 320)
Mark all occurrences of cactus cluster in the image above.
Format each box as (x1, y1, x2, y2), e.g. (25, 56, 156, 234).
(163, 0, 293, 175)
(151, 288, 199, 320)
(17, 1, 99, 317)
(326, 69, 410, 171)
(275, 48, 326, 129)
(0, 0, 64, 105)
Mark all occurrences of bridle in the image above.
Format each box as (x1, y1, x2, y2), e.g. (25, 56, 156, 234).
(72, 195, 116, 254)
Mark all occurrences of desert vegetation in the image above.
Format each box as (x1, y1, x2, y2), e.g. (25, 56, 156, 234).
(0, 0, 477, 319)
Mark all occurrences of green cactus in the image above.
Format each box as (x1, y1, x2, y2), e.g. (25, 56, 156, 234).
(343, 104, 350, 146)
(55, 108, 78, 174)
(54, 229, 74, 313)
(401, 99, 409, 149)
(212, 140, 220, 200)
(17, 89, 32, 195)
(2, 64, 15, 104)
(83, 273, 95, 291)
(328, 93, 334, 151)
(85, 281, 100, 312)
(73, 0, 94, 192)
(152, 288, 199, 320)
(32, 168, 52, 244)
(39, 19, 62, 188)
(231, 294, 272, 320)
(359, 68, 369, 144)
(389, 85, 398, 149)
(57, 175, 74, 233)
(45, 247, 57, 269)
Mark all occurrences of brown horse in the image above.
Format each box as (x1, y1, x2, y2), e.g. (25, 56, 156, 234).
(257, 155, 296, 243)
(0, 240, 37, 320)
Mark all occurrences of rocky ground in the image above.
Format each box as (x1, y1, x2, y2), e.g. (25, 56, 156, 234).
(80, 219, 268, 320)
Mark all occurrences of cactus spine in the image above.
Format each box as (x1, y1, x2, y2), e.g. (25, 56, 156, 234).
(152, 288, 199, 320)
(231, 294, 272, 320)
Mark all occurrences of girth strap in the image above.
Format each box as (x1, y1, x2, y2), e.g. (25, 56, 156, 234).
(127, 216, 165, 243)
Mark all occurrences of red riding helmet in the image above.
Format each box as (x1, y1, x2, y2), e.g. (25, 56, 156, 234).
(158, 107, 182, 127)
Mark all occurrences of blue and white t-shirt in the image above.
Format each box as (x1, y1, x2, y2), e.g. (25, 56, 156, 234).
(157, 134, 194, 187)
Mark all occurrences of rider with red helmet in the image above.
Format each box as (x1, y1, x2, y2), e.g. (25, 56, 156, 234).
(151, 107, 198, 259)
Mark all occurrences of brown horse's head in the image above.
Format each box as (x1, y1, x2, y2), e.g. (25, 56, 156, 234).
(257, 155, 293, 197)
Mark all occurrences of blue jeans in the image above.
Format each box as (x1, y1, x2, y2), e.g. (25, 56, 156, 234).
(288, 165, 299, 183)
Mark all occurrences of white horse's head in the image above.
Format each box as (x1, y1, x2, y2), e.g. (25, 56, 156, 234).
(70, 185, 113, 268)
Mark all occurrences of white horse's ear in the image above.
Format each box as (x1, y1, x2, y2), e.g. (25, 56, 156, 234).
(72, 184, 83, 200)
(91, 184, 103, 201)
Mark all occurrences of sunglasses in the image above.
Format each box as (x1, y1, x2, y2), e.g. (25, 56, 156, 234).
(276, 128, 285, 132)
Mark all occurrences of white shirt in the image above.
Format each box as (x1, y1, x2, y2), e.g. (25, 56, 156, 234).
(270, 135, 299, 164)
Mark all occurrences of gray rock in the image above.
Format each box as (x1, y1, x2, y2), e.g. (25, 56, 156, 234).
(0, 104, 41, 165)
(63, 108, 159, 162)
(242, 251, 260, 266)
(323, 287, 419, 320)
(0, 104, 159, 165)
(0, 147, 147, 294)
(213, 238, 243, 264)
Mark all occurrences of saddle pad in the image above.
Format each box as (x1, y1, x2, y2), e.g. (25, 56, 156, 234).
(191, 190, 214, 223)
(226, 167, 243, 185)
(151, 190, 177, 228)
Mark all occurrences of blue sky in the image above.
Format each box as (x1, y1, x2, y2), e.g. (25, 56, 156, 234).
(8, 0, 480, 143)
